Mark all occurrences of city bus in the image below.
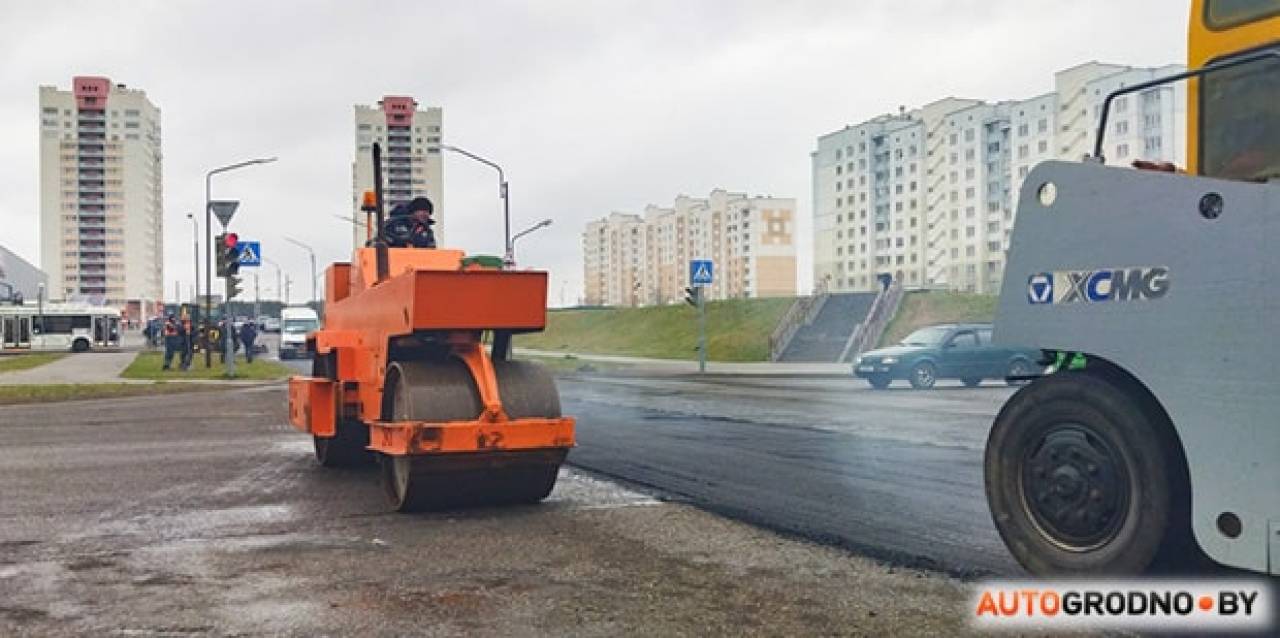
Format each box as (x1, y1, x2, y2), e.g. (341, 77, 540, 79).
(0, 302, 122, 352)
(985, 0, 1280, 575)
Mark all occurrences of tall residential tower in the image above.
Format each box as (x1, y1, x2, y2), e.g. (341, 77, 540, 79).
(39, 76, 163, 320)
(353, 97, 444, 241)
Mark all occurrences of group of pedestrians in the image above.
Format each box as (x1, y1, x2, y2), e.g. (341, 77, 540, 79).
(159, 315, 259, 371)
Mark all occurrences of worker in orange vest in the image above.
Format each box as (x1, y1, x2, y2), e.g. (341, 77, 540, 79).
(161, 315, 183, 370)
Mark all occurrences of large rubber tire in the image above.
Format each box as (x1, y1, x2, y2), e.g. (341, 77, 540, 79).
(984, 370, 1190, 575)
(380, 358, 564, 512)
(72, 338, 90, 353)
(908, 361, 937, 389)
(311, 352, 372, 468)
(867, 375, 891, 390)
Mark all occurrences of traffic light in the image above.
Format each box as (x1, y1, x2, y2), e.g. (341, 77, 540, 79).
(226, 273, 243, 300)
(684, 286, 701, 307)
(222, 232, 241, 277)
(215, 233, 242, 277)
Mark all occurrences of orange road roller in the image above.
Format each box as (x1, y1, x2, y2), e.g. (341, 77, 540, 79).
(287, 143, 574, 511)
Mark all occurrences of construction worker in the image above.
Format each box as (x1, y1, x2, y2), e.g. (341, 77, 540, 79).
(240, 320, 258, 364)
(385, 197, 436, 248)
(161, 315, 183, 370)
(180, 315, 195, 370)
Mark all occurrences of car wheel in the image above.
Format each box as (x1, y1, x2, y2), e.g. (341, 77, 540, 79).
(867, 375, 891, 390)
(984, 371, 1191, 575)
(1007, 358, 1035, 386)
(908, 361, 936, 389)
(72, 338, 90, 353)
(962, 377, 983, 388)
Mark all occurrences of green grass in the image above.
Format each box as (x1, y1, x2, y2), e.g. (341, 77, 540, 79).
(879, 291, 998, 347)
(0, 383, 228, 406)
(121, 351, 292, 380)
(516, 297, 796, 362)
(0, 353, 66, 373)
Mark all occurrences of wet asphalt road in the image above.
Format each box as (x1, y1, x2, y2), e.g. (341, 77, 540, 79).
(0, 386, 977, 636)
(271, 347, 1023, 578)
(557, 373, 1023, 578)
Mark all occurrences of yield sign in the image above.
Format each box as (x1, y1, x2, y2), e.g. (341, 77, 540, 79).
(210, 200, 240, 228)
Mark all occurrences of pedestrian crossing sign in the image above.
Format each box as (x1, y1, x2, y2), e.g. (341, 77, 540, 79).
(690, 259, 713, 286)
(237, 241, 261, 267)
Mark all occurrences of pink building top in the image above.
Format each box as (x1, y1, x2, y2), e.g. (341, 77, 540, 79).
(73, 76, 111, 110)
(381, 95, 416, 127)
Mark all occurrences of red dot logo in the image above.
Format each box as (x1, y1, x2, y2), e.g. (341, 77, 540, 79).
(1199, 596, 1214, 612)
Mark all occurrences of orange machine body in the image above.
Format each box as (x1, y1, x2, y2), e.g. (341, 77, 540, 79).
(287, 246, 575, 458)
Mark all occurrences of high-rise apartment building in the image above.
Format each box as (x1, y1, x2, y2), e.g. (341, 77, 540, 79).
(38, 76, 163, 320)
(583, 190, 797, 307)
(353, 97, 444, 241)
(814, 61, 1186, 295)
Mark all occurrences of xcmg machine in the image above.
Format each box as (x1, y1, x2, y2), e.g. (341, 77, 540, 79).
(986, 0, 1280, 575)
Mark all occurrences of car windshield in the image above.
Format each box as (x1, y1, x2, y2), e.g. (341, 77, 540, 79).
(283, 319, 317, 334)
(900, 327, 950, 347)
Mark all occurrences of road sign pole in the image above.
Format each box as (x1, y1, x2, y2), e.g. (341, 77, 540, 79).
(224, 277, 235, 378)
(698, 288, 706, 374)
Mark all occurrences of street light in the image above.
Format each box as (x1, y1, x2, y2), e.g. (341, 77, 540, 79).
(283, 236, 317, 308)
(508, 219, 552, 266)
(204, 156, 276, 367)
(440, 144, 511, 265)
(186, 213, 198, 308)
(263, 257, 284, 306)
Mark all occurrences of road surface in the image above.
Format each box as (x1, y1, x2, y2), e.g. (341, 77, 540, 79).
(558, 372, 1022, 578)
(0, 387, 973, 635)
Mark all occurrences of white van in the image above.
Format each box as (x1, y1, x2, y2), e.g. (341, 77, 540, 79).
(278, 307, 319, 359)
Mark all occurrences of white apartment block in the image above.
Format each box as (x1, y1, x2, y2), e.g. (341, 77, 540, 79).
(814, 61, 1186, 295)
(583, 190, 797, 307)
(353, 96, 444, 240)
(39, 76, 163, 321)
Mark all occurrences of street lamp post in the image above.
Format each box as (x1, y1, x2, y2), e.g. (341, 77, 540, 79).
(440, 144, 511, 265)
(204, 156, 276, 368)
(283, 236, 317, 308)
(186, 213, 199, 308)
(263, 258, 283, 307)
(508, 219, 552, 267)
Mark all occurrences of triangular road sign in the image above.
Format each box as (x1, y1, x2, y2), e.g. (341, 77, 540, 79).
(210, 200, 240, 228)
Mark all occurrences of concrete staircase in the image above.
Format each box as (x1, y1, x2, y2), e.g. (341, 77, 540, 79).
(775, 292, 878, 362)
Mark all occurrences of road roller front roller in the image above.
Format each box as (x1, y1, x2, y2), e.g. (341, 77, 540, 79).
(287, 141, 574, 512)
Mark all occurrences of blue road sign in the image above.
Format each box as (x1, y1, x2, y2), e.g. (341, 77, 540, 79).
(690, 259, 713, 286)
(237, 241, 261, 267)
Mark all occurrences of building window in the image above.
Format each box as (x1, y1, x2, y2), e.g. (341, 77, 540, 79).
(1017, 123, 1029, 137)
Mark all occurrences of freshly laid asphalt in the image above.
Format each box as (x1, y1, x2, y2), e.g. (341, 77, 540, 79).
(558, 372, 1023, 578)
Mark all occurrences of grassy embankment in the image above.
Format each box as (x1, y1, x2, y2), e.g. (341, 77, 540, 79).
(0, 383, 227, 406)
(121, 352, 292, 381)
(516, 297, 795, 362)
(0, 353, 66, 373)
(878, 291, 998, 347)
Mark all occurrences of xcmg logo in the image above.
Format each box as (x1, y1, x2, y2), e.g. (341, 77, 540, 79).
(1028, 267, 1169, 305)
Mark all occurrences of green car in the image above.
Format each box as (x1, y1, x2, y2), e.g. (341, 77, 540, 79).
(853, 323, 1041, 390)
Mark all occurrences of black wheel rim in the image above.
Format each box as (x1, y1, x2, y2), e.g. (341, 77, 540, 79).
(1019, 424, 1130, 551)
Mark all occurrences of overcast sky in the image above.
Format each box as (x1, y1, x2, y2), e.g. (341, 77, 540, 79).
(0, 1, 1187, 306)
